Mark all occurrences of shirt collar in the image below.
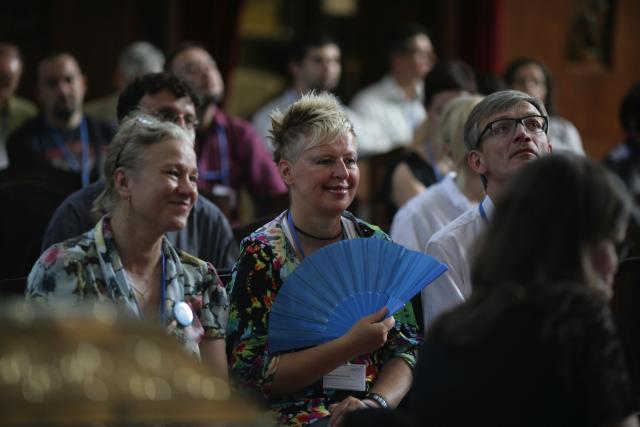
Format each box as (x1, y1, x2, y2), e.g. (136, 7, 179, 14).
(381, 74, 424, 102)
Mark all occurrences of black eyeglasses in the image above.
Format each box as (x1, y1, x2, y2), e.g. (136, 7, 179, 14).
(476, 115, 548, 148)
(154, 108, 200, 130)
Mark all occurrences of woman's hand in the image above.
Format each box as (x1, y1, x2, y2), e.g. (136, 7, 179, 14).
(328, 396, 368, 427)
(343, 307, 395, 356)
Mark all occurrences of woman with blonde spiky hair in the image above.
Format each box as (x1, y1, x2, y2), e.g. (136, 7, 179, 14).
(227, 92, 420, 427)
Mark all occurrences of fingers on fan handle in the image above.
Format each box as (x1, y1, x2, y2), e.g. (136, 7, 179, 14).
(366, 306, 388, 323)
(381, 315, 395, 331)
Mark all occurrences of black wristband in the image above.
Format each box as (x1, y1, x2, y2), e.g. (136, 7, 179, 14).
(365, 392, 389, 409)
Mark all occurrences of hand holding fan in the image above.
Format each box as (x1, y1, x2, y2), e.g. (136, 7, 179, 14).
(268, 238, 447, 353)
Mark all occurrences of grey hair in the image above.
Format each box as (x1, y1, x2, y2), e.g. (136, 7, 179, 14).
(464, 90, 548, 151)
(118, 41, 165, 81)
(269, 91, 355, 163)
(93, 112, 194, 215)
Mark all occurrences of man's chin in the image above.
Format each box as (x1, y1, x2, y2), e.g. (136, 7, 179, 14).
(52, 106, 76, 123)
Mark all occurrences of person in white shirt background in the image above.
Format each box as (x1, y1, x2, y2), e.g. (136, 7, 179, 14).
(252, 33, 374, 155)
(350, 23, 437, 155)
(422, 90, 552, 328)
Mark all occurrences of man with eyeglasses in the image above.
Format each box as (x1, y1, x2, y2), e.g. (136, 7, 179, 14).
(41, 72, 239, 271)
(420, 90, 552, 329)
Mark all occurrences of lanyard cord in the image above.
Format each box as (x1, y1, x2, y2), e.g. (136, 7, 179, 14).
(159, 251, 166, 323)
(46, 117, 91, 187)
(287, 210, 307, 260)
(478, 198, 489, 223)
(200, 123, 230, 187)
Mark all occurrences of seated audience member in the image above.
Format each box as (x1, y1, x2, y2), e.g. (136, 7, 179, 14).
(0, 43, 37, 170)
(381, 60, 477, 211)
(604, 81, 640, 258)
(423, 90, 552, 328)
(7, 52, 115, 188)
(226, 93, 420, 427)
(28, 113, 229, 379)
(166, 42, 287, 223)
(407, 155, 638, 427)
(85, 41, 165, 125)
(350, 23, 436, 154)
(391, 95, 484, 252)
(605, 81, 640, 197)
(504, 57, 585, 155)
(252, 33, 375, 155)
(41, 72, 239, 271)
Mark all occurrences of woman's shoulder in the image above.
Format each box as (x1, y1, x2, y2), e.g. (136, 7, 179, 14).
(38, 231, 97, 269)
(175, 248, 211, 275)
(239, 212, 288, 251)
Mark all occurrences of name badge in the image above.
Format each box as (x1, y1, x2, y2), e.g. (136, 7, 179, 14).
(322, 364, 366, 391)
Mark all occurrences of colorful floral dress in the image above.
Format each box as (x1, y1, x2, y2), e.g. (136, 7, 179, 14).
(27, 216, 229, 359)
(226, 211, 421, 426)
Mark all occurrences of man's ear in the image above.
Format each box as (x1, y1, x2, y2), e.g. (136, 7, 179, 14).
(467, 150, 487, 175)
(113, 168, 131, 200)
(278, 159, 294, 186)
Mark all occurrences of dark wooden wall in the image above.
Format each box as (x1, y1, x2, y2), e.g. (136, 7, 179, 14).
(501, 0, 640, 158)
(2, 0, 638, 158)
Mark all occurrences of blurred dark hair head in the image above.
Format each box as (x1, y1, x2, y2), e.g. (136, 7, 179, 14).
(504, 57, 556, 115)
(117, 72, 201, 122)
(288, 33, 338, 64)
(386, 22, 431, 59)
(423, 60, 477, 109)
(619, 81, 640, 133)
(432, 154, 632, 345)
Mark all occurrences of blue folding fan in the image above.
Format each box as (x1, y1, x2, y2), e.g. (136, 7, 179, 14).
(268, 238, 447, 353)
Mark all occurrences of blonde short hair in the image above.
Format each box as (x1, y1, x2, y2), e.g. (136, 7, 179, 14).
(436, 95, 484, 169)
(269, 91, 355, 163)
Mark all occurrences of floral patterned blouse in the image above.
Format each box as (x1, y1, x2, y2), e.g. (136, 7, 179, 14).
(226, 211, 421, 426)
(27, 216, 229, 359)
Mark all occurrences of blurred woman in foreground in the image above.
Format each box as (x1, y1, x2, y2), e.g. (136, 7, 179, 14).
(408, 154, 638, 427)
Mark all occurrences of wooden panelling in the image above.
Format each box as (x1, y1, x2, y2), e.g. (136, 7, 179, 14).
(502, 0, 640, 158)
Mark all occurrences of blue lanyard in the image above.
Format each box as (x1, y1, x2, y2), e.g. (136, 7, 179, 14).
(478, 198, 489, 223)
(159, 251, 167, 323)
(47, 117, 91, 187)
(200, 123, 230, 187)
(287, 210, 306, 259)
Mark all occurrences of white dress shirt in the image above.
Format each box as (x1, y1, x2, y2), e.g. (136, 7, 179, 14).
(350, 75, 426, 155)
(548, 116, 585, 155)
(391, 173, 477, 252)
(422, 196, 494, 329)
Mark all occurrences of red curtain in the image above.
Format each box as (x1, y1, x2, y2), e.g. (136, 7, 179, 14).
(458, 0, 504, 74)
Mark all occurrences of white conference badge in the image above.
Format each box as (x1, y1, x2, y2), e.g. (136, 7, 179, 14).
(322, 363, 366, 391)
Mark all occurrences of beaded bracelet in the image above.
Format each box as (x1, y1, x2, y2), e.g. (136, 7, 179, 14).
(365, 392, 389, 409)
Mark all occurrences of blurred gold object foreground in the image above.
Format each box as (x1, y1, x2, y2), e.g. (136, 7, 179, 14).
(0, 300, 265, 426)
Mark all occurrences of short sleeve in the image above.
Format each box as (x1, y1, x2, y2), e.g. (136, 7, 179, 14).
(226, 237, 282, 397)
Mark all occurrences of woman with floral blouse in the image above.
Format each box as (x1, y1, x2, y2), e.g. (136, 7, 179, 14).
(226, 92, 421, 427)
(27, 113, 229, 379)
